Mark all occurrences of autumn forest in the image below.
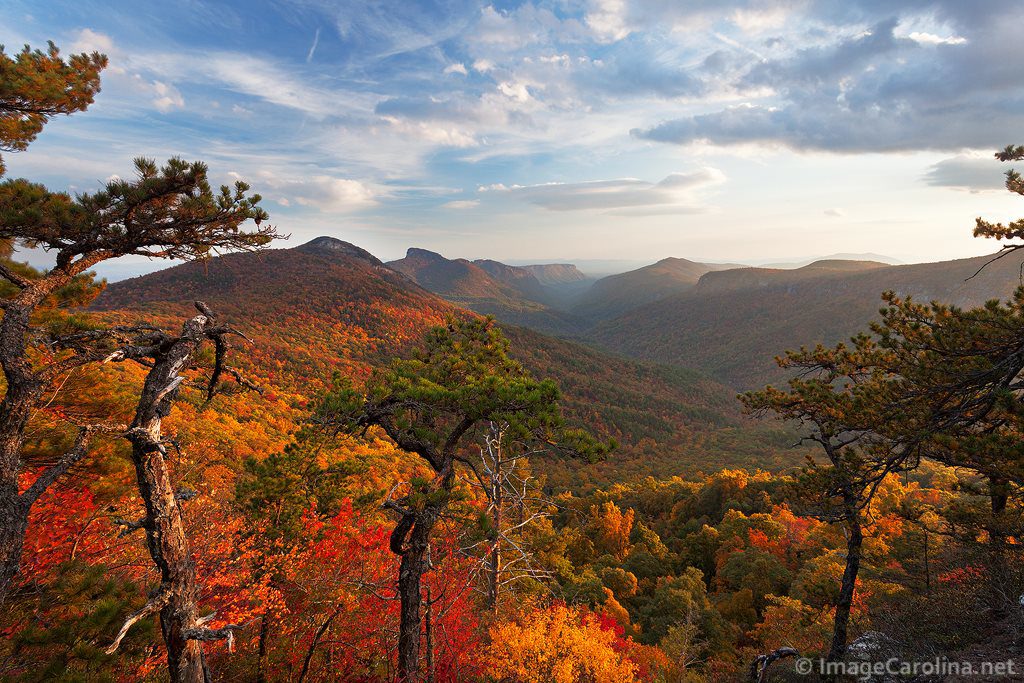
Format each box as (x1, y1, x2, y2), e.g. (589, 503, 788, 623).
(3, 29, 1024, 683)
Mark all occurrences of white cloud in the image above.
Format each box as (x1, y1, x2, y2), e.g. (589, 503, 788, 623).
(441, 199, 480, 209)
(585, 0, 630, 43)
(824, 208, 846, 217)
(70, 28, 114, 54)
(295, 176, 377, 210)
(236, 171, 379, 211)
(126, 74, 184, 112)
(444, 62, 468, 75)
(906, 31, 967, 46)
(481, 168, 725, 212)
(150, 80, 184, 112)
(377, 117, 478, 148)
(497, 80, 532, 103)
(131, 51, 377, 120)
(306, 27, 321, 63)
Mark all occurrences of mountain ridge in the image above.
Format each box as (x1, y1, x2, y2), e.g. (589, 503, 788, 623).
(592, 251, 1024, 389)
(92, 236, 792, 485)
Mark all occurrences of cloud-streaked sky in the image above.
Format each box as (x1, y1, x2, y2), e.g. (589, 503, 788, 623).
(4, 0, 1024, 278)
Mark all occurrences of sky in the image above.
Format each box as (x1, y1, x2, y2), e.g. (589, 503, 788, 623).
(3, 0, 1024, 279)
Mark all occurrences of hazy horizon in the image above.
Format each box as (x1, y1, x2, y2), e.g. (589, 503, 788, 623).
(14, 232, 953, 283)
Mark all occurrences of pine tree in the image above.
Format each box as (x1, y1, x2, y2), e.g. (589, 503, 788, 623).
(0, 41, 106, 177)
(313, 317, 608, 682)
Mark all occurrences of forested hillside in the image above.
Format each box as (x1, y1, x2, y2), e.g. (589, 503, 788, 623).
(591, 253, 1024, 389)
(386, 248, 587, 335)
(571, 256, 743, 321)
(95, 237, 793, 488)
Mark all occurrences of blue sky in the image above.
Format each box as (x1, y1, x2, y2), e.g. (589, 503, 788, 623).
(3, 0, 1024, 278)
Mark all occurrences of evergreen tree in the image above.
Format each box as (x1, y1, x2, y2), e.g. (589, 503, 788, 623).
(741, 338, 920, 665)
(313, 317, 608, 682)
(0, 41, 106, 177)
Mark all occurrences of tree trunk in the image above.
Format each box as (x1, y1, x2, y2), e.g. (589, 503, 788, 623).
(424, 586, 435, 683)
(125, 314, 209, 683)
(486, 469, 502, 612)
(0, 493, 29, 602)
(396, 509, 439, 683)
(0, 294, 48, 602)
(392, 457, 453, 683)
(298, 605, 342, 683)
(826, 513, 863, 664)
(987, 476, 1010, 614)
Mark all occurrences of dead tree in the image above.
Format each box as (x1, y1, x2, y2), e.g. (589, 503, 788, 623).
(461, 421, 554, 612)
(0, 156, 274, 602)
(104, 302, 255, 682)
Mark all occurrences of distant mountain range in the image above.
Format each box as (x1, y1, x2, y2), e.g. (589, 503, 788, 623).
(571, 257, 744, 320)
(385, 248, 750, 330)
(591, 254, 1024, 389)
(93, 237, 792, 486)
(386, 248, 590, 335)
(94, 234, 1024, 420)
(376, 244, 1024, 390)
(755, 252, 903, 269)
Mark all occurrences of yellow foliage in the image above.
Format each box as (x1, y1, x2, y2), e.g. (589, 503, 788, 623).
(484, 604, 638, 683)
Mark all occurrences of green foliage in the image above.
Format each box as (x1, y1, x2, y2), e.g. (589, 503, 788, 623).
(717, 548, 791, 612)
(632, 568, 730, 647)
(2, 561, 149, 682)
(235, 430, 365, 543)
(316, 317, 611, 468)
(974, 141, 1024, 242)
(0, 157, 273, 264)
(0, 42, 106, 176)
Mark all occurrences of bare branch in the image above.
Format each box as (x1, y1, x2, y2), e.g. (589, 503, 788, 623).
(19, 426, 93, 506)
(106, 589, 171, 654)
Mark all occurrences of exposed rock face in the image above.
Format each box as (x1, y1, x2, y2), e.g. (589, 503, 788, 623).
(520, 263, 588, 286)
(295, 236, 383, 265)
(844, 632, 905, 683)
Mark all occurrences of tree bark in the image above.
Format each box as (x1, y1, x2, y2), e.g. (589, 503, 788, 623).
(987, 476, 1010, 614)
(389, 454, 454, 683)
(124, 314, 210, 683)
(0, 282, 64, 602)
(297, 605, 342, 683)
(396, 506, 440, 683)
(0, 495, 30, 602)
(424, 586, 435, 683)
(826, 510, 863, 665)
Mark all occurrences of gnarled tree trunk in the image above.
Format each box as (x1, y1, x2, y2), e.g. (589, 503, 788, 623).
(108, 307, 245, 682)
(390, 463, 452, 683)
(126, 313, 209, 682)
(395, 505, 442, 683)
(0, 279, 72, 602)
